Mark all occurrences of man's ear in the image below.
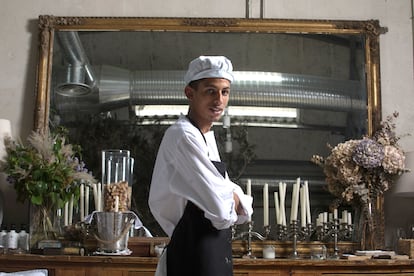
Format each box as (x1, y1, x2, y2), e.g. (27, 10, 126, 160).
(185, 86, 194, 100)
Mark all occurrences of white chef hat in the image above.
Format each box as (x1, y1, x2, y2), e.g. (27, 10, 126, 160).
(184, 56, 234, 85)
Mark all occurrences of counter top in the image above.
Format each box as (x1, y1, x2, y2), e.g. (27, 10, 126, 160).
(1, 254, 414, 276)
(0, 253, 413, 266)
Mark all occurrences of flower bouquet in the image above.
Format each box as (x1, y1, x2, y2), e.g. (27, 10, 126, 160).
(0, 127, 97, 249)
(312, 112, 407, 249)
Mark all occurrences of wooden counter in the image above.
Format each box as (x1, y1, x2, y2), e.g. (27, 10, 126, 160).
(1, 254, 414, 276)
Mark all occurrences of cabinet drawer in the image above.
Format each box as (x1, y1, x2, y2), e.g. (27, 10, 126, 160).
(128, 272, 156, 276)
(55, 268, 86, 276)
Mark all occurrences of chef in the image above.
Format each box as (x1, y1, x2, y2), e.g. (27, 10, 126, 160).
(149, 55, 253, 276)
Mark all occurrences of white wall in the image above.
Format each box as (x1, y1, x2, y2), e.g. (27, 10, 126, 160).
(0, 0, 413, 245)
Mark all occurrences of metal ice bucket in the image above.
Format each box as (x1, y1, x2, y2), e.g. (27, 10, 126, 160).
(94, 211, 135, 253)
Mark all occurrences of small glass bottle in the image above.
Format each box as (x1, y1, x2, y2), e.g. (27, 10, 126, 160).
(0, 225, 7, 252)
(18, 224, 29, 252)
(7, 224, 18, 250)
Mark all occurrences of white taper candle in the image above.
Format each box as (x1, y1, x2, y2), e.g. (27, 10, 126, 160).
(280, 182, 287, 226)
(85, 185, 90, 217)
(69, 194, 74, 225)
(92, 183, 98, 211)
(246, 179, 252, 222)
(300, 186, 306, 227)
(333, 208, 338, 220)
(114, 195, 119, 212)
(304, 181, 311, 224)
(342, 210, 348, 224)
(263, 183, 269, 226)
(348, 212, 352, 225)
(247, 179, 251, 196)
(290, 178, 300, 222)
(80, 183, 85, 221)
(97, 182, 102, 211)
(274, 191, 280, 225)
(64, 201, 69, 226)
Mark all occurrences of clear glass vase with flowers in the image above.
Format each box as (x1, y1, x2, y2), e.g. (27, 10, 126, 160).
(0, 127, 97, 250)
(312, 112, 408, 250)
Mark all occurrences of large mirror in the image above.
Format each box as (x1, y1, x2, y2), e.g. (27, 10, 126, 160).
(34, 16, 385, 236)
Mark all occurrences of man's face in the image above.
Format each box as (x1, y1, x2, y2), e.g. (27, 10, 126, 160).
(186, 78, 231, 126)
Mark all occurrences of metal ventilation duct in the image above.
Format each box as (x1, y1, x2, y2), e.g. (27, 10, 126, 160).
(55, 31, 97, 96)
(53, 32, 365, 114)
(54, 64, 365, 114)
(95, 65, 364, 111)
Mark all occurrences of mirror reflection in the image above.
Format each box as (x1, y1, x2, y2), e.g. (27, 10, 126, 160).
(41, 18, 380, 236)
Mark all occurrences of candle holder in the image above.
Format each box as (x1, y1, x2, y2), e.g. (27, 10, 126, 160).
(275, 223, 287, 241)
(307, 223, 314, 240)
(339, 223, 353, 241)
(314, 219, 353, 258)
(231, 224, 238, 240)
(232, 220, 266, 259)
(264, 225, 271, 239)
(322, 219, 352, 259)
(329, 218, 340, 259)
(318, 221, 330, 241)
(288, 220, 300, 259)
(315, 224, 324, 241)
(300, 223, 314, 241)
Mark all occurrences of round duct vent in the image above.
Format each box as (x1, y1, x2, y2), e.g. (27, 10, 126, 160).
(55, 83, 92, 97)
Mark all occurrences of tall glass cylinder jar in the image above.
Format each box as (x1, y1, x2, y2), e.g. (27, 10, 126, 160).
(101, 150, 134, 212)
(102, 150, 130, 185)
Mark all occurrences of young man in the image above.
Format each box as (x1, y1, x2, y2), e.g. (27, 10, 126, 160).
(149, 56, 253, 276)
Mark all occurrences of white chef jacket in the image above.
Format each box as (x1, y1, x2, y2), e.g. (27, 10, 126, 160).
(149, 115, 253, 237)
(149, 115, 253, 276)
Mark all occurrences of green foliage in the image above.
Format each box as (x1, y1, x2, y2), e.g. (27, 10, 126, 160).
(0, 128, 96, 209)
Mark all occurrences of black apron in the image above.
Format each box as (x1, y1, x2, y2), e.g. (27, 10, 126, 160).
(167, 117, 233, 276)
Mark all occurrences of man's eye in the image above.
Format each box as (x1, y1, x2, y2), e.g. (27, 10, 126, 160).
(222, 90, 230, 96)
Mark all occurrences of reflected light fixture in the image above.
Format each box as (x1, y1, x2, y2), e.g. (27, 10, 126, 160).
(134, 105, 298, 127)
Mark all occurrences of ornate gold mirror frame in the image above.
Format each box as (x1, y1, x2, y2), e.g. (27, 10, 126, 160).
(34, 16, 386, 133)
(33, 16, 388, 245)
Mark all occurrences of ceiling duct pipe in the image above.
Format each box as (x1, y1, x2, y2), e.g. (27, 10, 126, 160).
(55, 31, 97, 96)
(54, 65, 365, 114)
(96, 65, 365, 112)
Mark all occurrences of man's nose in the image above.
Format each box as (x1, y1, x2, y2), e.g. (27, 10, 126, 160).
(214, 91, 224, 104)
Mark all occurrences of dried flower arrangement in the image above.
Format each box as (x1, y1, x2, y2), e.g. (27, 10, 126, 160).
(311, 112, 407, 209)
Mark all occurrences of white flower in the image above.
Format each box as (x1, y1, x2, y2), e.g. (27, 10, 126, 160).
(382, 145, 405, 174)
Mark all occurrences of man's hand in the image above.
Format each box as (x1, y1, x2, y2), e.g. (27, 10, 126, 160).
(233, 192, 245, 215)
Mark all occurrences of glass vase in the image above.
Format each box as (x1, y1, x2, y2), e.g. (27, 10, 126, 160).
(354, 195, 385, 250)
(29, 204, 61, 250)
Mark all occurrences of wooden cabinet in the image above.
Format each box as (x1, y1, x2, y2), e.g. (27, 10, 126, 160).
(232, 258, 414, 276)
(0, 255, 157, 276)
(0, 254, 414, 275)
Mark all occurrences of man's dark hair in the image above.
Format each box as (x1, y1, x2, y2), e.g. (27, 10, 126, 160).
(188, 79, 203, 89)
